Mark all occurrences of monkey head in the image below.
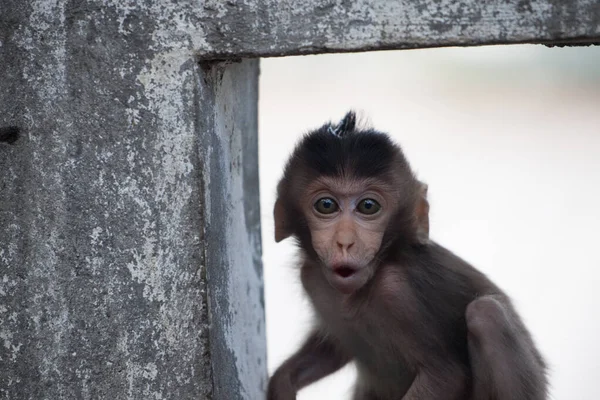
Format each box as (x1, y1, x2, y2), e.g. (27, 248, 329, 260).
(274, 112, 429, 294)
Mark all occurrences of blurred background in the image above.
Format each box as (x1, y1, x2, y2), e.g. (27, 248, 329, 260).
(259, 45, 600, 399)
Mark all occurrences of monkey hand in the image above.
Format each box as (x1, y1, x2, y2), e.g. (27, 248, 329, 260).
(266, 370, 297, 400)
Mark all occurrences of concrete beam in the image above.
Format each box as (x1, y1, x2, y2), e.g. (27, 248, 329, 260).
(198, 0, 600, 59)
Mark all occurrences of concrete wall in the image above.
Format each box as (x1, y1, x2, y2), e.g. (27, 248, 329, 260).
(0, 1, 264, 399)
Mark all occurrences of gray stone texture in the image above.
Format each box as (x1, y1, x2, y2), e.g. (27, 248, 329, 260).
(0, 1, 264, 399)
(199, 0, 600, 59)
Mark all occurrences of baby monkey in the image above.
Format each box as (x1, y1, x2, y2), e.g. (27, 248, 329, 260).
(268, 112, 547, 400)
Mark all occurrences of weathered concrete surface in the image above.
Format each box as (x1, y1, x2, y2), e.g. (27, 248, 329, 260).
(199, 59, 266, 399)
(0, 1, 265, 399)
(198, 0, 600, 59)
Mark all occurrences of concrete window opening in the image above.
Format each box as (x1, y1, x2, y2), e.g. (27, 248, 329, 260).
(260, 46, 600, 400)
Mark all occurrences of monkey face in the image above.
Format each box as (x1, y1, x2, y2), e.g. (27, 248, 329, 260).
(302, 177, 394, 294)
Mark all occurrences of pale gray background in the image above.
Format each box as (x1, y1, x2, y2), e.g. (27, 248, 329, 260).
(260, 45, 600, 400)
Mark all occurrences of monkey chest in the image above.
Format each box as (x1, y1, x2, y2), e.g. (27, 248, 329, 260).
(306, 272, 466, 379)
(317, 299, 418, 394)
(309, 287, 417, 369)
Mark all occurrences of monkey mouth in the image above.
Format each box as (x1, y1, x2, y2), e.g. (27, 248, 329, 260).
(328, 264, 366, 294)
(333, 265, 356, 278)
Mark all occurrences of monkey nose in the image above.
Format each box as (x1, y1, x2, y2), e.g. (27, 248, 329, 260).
(337, 241, 354, 250)
(335, 225, 355, 255)
(336, 241, 354, 257)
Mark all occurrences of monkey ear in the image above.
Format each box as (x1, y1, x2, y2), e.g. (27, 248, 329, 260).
(415, 182, 430, 244)
(274, 198, 292, 242)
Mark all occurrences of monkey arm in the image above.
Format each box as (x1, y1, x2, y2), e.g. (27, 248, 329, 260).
(267, 330, 351, 400)
(466, 295, 548, 400)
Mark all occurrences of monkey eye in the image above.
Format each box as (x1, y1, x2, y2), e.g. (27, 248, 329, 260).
(356, 199, 381, 215)
(314, 198, 339, 214)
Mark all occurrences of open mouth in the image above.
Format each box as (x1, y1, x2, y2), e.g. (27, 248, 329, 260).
(327, 264, 365, 294)
(333, 265, 356, 278)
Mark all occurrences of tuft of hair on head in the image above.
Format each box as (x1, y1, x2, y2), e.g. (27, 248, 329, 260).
(327, 111, 357, 138)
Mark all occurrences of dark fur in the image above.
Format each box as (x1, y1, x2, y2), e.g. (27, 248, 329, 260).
(268, 112, 548, 400)
(280, 111, 412, 182)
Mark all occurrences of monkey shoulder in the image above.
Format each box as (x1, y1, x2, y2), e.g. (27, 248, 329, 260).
(372, 244, 505, 334)
(418, 242, 501, 295)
